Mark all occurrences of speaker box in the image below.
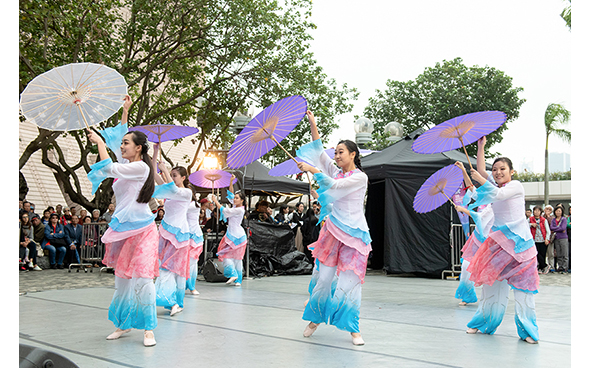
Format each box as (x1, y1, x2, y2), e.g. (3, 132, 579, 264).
(202, 258, 229, 283)
(19, 344, 79, 368)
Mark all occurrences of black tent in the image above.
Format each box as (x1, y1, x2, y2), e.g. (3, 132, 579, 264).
(361, 128, 490, 276)
(232, 160, 310, 198)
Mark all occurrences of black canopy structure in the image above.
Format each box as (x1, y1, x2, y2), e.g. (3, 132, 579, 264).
(361, 128, 491, 276)
(232, 160, 310, 198)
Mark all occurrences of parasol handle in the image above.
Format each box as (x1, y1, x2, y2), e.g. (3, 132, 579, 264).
(458, 135, 474, 171)
(75, 102, 90, 130)
(266, 131, 313, 192)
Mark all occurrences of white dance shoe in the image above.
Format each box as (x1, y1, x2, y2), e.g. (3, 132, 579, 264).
(351, 333, 365, 346)
(170, 304, 183, 316)
(226, 276, 238, 284)
(144, 331, 156, 347)
(106, 328, 131, 340)
(303, 323, 318, 337)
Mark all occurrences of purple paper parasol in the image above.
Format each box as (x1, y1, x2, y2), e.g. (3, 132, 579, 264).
(189, 169, 234, 190)
(268, 157, 313, 177)
(226, 95, 307, 169)
(413, 164, 464, 214)
(128, 124, 199, 144)
(269, 149, 378, 177)
(411, 111, 507, 169)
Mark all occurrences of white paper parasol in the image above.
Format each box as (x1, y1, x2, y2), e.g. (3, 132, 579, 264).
(19, 62, 128, 131)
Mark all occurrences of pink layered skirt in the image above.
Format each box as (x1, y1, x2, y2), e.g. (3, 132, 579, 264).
(158, 226, 203, 279)
(467, 230, 539, 292)
(309, 217, 372, 284)
(102, 222, 160, 279)
(217, 235, 247, 261)
(460, 233, 483, 263)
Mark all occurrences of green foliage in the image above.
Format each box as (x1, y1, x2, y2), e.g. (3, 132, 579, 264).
(19, 0, 357, 210)
(362, 57, 526, 158)
(561, 0, 571, 30)
(544, 103, 571, 145)
(514, 170, 571, 182)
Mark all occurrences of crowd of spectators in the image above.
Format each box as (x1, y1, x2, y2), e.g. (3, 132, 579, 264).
(21, 194, 326, 271)
(18, 199, 116, 271)
(527, 203, 571, 274)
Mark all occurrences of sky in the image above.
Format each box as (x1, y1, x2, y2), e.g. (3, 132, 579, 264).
(305, 0, 572, 173)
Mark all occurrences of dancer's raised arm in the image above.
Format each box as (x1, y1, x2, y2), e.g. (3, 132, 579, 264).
(476, 136, 488, 179)
(306, 110, 320, 141)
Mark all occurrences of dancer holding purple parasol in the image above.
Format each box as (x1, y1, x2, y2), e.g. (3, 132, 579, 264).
(296, 110, 371, 346)
(211, 175, 247, 286)
(151, 146, 200, 317)
(455, 136, 539, 344)
(452, 160, 494, 306)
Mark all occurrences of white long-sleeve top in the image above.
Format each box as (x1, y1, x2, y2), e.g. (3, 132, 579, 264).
(220, 205, 246, 244)
(186, 201, 204, 244)
(469, 178, 534, 253)
(296, 139, 371, 245)
(87, 122, 155, 231)
(152, 181, 193, 240)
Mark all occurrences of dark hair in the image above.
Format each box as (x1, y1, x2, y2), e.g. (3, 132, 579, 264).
(172, 166, 200, 207)
(280, 204, 288, 213)
(256, 199, 269, 209)
(234, 192, 246, 204)
(554, 206, 564, 217)
(171, 166, 190, 188)
(337, 139, 363, 172)
(20, 212, 31, 224)
(125, 131, 155, 203)
(492, 157, 514, 171)
(533, 205, 543, 213)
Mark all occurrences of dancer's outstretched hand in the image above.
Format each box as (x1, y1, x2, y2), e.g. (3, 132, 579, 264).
(87, 129, 103, 145)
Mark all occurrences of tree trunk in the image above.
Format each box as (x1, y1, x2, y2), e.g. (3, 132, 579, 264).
(544, 135, 549, 207)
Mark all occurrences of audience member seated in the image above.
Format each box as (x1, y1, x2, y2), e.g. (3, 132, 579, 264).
(43, 213, 68, 269)
(31, 214, 46, 256)
(19, 212, 42, 271)
(65, 215, 83, 265)
(248, 200, 273, 223)
(41, 209, 51, 225)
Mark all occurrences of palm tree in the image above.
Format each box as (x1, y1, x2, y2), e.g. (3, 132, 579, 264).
(544, 103, 571, 206)
(561, 0, 571, 30)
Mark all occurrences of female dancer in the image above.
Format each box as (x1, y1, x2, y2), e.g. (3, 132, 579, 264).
(456, 136, 539, 344)
(87, 95, 159, 347)
(295, 110, 371, 346)
(453, 161, 494, 306)
(151, 146, 198, 316)
(212, 175, 247, 286)
(185, 195, 205, 295)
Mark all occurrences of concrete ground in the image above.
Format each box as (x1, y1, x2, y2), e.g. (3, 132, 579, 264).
(18, 269, 571, 368)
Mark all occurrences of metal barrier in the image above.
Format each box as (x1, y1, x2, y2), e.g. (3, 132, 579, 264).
(441, 224, 475, 280)
(68, 223, 110, 273)
(203, 232, 223, 264)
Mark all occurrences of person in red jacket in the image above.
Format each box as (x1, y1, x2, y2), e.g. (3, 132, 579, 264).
(530, 206, 551, 274)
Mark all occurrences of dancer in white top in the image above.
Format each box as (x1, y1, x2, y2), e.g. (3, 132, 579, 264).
(151, 147, 200, 316)
(212, 175, 247, 286)
(87, 95, 159, 347)
(453, 161, 494, 306)
(185, 199, 204, 295)
(296, 110, 371, 346)
(455, 136, 539, 344)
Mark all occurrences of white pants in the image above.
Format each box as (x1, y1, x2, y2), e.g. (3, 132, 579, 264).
(467, 280, 539, 341)
(303, 263, 363, 333)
